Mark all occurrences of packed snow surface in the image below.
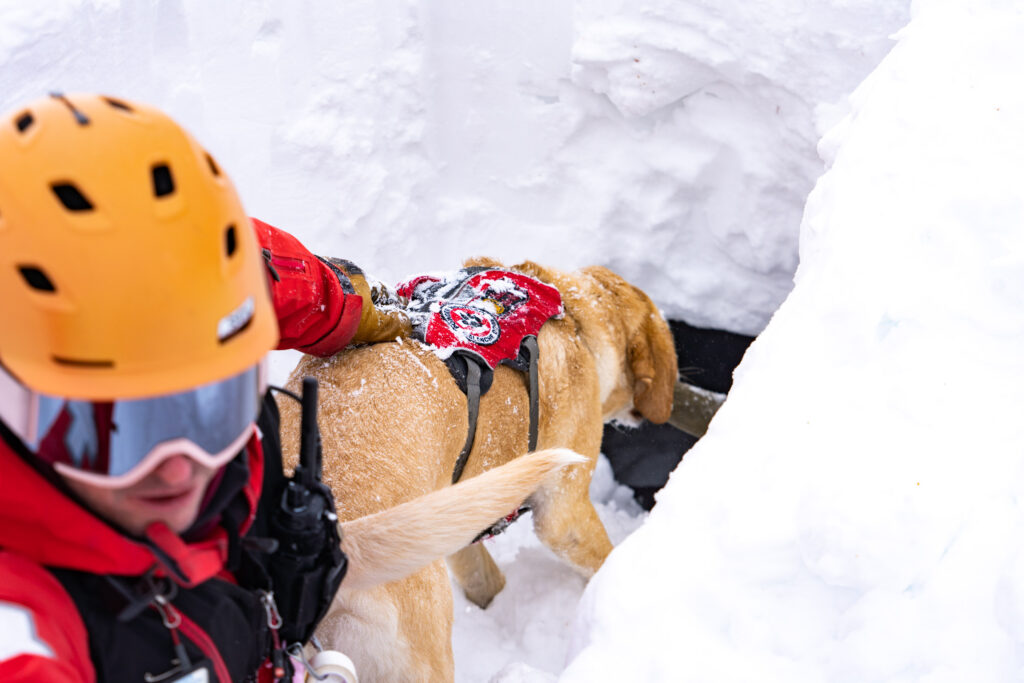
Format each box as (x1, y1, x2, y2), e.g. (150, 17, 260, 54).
(7, 0, 1020, 682)
(564, 1, 1024, 681)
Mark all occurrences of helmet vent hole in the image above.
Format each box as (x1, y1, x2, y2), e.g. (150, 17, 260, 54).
(205, 153, 221, 177)
(103, 97, 133, 113)
(151, 164, 175, 197)
(52, 356, 114, 369)
(51, 183, 94, 211)
(15, 112, 34, 133)
(225, 224, 238, 256)
(18, 266, 57, 293)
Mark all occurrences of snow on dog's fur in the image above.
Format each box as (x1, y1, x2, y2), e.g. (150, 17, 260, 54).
(280, 260, 677, 682)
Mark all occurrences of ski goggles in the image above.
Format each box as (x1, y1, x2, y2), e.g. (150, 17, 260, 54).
(1, 362, 265, 488)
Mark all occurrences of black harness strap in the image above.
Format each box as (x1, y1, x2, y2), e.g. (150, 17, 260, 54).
(522, 335, 540, 452)
(451, 359, 482, 484)
(450, 335, 541, 485)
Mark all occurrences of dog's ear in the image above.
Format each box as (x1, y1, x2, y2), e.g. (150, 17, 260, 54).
(464, 256, 505, 269)
(628, 304, 677, 424)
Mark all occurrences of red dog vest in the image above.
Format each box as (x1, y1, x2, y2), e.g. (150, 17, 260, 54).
(397, 268, 563, 368)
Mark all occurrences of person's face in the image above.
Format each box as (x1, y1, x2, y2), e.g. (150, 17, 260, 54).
(61, 454, 218, 536)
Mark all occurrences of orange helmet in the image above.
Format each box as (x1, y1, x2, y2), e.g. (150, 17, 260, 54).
(0, 93, 278, 400)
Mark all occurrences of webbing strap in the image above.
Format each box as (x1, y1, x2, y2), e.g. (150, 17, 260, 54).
(450, 337, 541, 485)
(451, 360, 482, 484)
(522, 336, 540, 452)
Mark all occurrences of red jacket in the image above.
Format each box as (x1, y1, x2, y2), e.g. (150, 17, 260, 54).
(0, 219, 362, 683)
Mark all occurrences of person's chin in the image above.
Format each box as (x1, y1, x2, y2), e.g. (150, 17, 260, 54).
(130, 485, 204, 533)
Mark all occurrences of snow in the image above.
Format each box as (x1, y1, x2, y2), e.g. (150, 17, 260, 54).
(452, 457, 645, 682)
(564, 2, 1024, 681)
(8, 0, 1024, 681)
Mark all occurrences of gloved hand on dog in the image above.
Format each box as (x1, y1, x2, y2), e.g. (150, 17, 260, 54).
(318, 256, 412, 344)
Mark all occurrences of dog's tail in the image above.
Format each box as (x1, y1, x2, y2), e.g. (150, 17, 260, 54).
(338, 447, 585, 591)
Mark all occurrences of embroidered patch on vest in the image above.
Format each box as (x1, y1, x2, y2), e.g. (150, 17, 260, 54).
(397, 268, 563, 368)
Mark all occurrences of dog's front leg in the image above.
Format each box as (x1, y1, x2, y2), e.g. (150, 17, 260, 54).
(447, 543, 506, 608)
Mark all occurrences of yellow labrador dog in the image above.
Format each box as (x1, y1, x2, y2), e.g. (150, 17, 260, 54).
(280, 260, 678, 682)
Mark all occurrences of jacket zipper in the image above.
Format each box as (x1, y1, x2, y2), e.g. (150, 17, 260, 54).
(262, 247, 307, 273)
(271, 255, 307, 272)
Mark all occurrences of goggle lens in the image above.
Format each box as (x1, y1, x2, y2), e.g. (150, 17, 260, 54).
(29, 364, 263, 487)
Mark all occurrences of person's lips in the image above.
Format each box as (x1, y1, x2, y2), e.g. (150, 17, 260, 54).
(132, 485, 199, 507)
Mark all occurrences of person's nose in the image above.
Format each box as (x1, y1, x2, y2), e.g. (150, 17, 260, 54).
(150, 454, 195, 486)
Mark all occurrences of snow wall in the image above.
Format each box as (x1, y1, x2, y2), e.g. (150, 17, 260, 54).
(0, 0, 905, 335)
(564, 1, 1024, 681)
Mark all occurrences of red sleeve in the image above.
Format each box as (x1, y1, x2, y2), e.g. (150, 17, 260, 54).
(251, 218, 363, 356)
(0, 553, 94, 683)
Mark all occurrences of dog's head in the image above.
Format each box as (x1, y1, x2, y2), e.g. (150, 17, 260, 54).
(623, 290, 677, 424)
(577, 266, 677, 426)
